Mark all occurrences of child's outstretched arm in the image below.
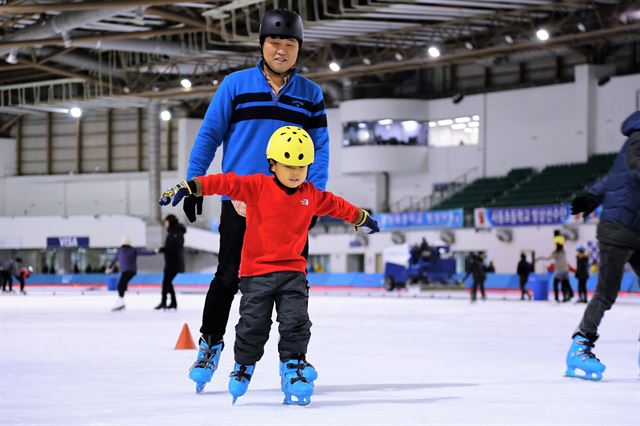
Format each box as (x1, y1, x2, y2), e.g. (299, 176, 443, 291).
(314, 190, 380, 234)
(159, 173, 260, 207)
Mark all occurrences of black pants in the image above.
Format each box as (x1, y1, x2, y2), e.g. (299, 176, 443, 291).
(200, 201, 311, 341)
(160, 270, 179, 304)
(577, 242, 640, 339)
(553, 275, 573, 301)
(1, 271, 13, 291)
(234, 271, 311, 365)
(519, 275, 530, 299)
(471, 278, 485, 300)
(15, 275, 25, 292)
(117, 271, 136, 298)
(577, 277, 588, 302)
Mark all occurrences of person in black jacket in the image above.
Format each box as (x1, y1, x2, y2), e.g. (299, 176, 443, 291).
(463, 251, 487, 302)
(155, 214, 186, 310)
(516, 253, 532, 300)
(575, 246, 590, 303)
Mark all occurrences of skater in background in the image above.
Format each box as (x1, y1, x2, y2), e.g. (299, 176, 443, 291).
(575, 246, 590, 303)
(107, 236, 155, 311)
(1, 257, 22, 293)
(516, 253, 532, 300)
(154, 214, 186, 310)
(565, 110, 640, 381)
(463, 251, 487, 302)
(183, 8, 330, 392)
(15, 264, 32, 295)
(160, 126, 379, 405)
(539, 241, 573, 302)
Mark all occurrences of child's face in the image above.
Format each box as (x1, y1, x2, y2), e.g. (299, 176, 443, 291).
(272, 162, 308, 188)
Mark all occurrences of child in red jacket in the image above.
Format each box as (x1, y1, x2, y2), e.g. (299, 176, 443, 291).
(160, 126, 378, 406)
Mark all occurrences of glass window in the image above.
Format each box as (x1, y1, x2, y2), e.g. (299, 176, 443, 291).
(428, 115, 480, 147)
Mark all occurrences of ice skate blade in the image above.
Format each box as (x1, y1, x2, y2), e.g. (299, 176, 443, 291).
(232, 396, 238, 405)
(111, 306, 125, 312)
(195, 382, 206, 393)
(565, 368, 603, 381)
(283, 393, 311, 406)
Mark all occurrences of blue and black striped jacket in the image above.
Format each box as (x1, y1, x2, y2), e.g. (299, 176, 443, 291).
(187, 61, 329, 198)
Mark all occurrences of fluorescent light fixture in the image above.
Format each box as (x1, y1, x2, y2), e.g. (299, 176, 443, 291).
(536, 29, 550, 41)
(6, 49, 18, 64)
(437, 119, 453, 126)
(468, 121, 479, 128)
(504, 35, 514, 44)
(378, 119, 393, 125)
(181, 79, 192, 89)
(451, 123, 467, 130)
(362, 57, 371, 65)
(428, 121, 437, 128)
(401, 120, 419, 132)
(69, 107, 82, 118)
(464, 41, 474, 50)
(394, 52, 403, 61)
(454, 116, 471, 123)
(212, 79, 219, 85)
(427, 46, 440, 58)
(160, 110, 172, 121)
(472, 115, 480, 121)
(577, 23, 586, 32)
(329, 62, 340, 72)
(358, 122, 367, 129)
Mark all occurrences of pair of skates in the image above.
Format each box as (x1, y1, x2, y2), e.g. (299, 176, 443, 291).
(188, 337, 317, 405)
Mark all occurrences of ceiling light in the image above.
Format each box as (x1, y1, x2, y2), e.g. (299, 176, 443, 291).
(472, 115, 480, 121)
(401, 120, 419, 132)
(427, 46, 440, 58)
(6, 49, 18, 64)
(468, 121, 480, 128)
(536, 29, 550, 41)
(69, 107, 82, 118)
(394, 52, 403, 61)
(577, 23, 586, 32)
(180, 79, 192, 89)
(378, 119, 393, 126)
(362, 57, 371, 65)
(437, 119, 453, 126)
(329, 62, 340, 72)
(464, 41, 474, 50)
(454, 117, 471, 124)
(504, 35, 514, 44)
(357, 122, 367, 129)
(160, 110, 172, 121)
(428, 121, 437, 128)
(212, 79, 219, 86)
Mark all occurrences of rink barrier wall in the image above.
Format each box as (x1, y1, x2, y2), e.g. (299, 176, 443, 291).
(19, 272, 640, 292)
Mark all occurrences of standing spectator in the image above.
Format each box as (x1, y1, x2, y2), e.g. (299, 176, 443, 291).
(486, 261, 496, 273)
(516, 253, 532, 300)
(2, 257, 22, 293)
(564, 111, 640, 381)
(184, 8, 330, 389)
(463, 252, 487, 302)
(575, 246, 590, 303)
(540, 242, 574, 302)
(154, 214, 186, 310)
(108, 236, 155, 311)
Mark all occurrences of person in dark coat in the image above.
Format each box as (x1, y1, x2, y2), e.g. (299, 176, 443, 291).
(516, 253, 532, 300)
(108, 236, 155, 311)
(1, 257, 22, 292)
(463, 251, 487, 302)
(575, 246, 590, 303)
(155, 214, 186, 310)
(565, 110, 640, 380)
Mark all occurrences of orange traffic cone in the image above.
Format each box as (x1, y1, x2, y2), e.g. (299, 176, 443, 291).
(174, 323, 197, 350)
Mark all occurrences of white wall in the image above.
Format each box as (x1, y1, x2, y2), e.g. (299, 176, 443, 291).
(594, 73, 640, 153)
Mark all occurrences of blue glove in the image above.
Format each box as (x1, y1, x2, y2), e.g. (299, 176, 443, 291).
(159, 179, 198, 207)
(355, 210, 380, 234)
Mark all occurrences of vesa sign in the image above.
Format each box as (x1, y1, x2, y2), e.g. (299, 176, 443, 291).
(46, 236, 90, 248)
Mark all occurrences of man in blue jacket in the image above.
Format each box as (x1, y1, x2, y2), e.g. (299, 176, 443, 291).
(565, 110, 640, 381)
(184, 9, 330, 393)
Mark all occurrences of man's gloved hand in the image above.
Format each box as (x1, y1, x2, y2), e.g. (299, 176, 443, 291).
(354, 210, 380, 234)
(183, 195, 204, 223)
(159, 179, 199, 209)
(570, 194, 600, 218)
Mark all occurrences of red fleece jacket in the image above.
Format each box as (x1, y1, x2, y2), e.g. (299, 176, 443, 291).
(197, 173, 360, 277)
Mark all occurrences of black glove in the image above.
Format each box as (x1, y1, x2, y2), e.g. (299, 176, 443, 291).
(159, 179, 199, 210)
(355, 210, 380, 234)
(183, 195, 204, 223)
(570, 194, 600, 218)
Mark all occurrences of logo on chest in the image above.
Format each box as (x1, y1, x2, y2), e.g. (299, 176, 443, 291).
(300, 199, 309, 206)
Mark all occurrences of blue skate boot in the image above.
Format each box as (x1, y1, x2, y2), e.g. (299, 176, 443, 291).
(280, 356, 316, 406)
(565, 333, 606, 381)
(188, 336, 223, 393)
(228, 363, 255, 405)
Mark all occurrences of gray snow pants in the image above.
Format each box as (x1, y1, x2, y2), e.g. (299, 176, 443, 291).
(234, 271, 311, 365)
(576, 242, 640, 339)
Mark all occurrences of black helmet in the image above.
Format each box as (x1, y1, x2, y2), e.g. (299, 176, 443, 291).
(259, 9, 303, 46)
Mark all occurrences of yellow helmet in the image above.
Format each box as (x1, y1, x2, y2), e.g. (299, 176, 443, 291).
(266, 126, 314, 166)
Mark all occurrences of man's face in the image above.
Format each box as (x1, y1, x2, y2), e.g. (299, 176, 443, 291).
(272, 161, 308, 189)
(262, 36, 299, 74)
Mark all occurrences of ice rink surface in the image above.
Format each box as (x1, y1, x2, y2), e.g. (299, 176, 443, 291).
(1, 289, 639, 426)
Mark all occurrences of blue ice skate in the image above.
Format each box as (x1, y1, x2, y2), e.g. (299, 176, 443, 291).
(565, 334, 606, 381)
(280, 357, 316, 406)
(188, 337, 223, 393)
(228, 363, 254, 405)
